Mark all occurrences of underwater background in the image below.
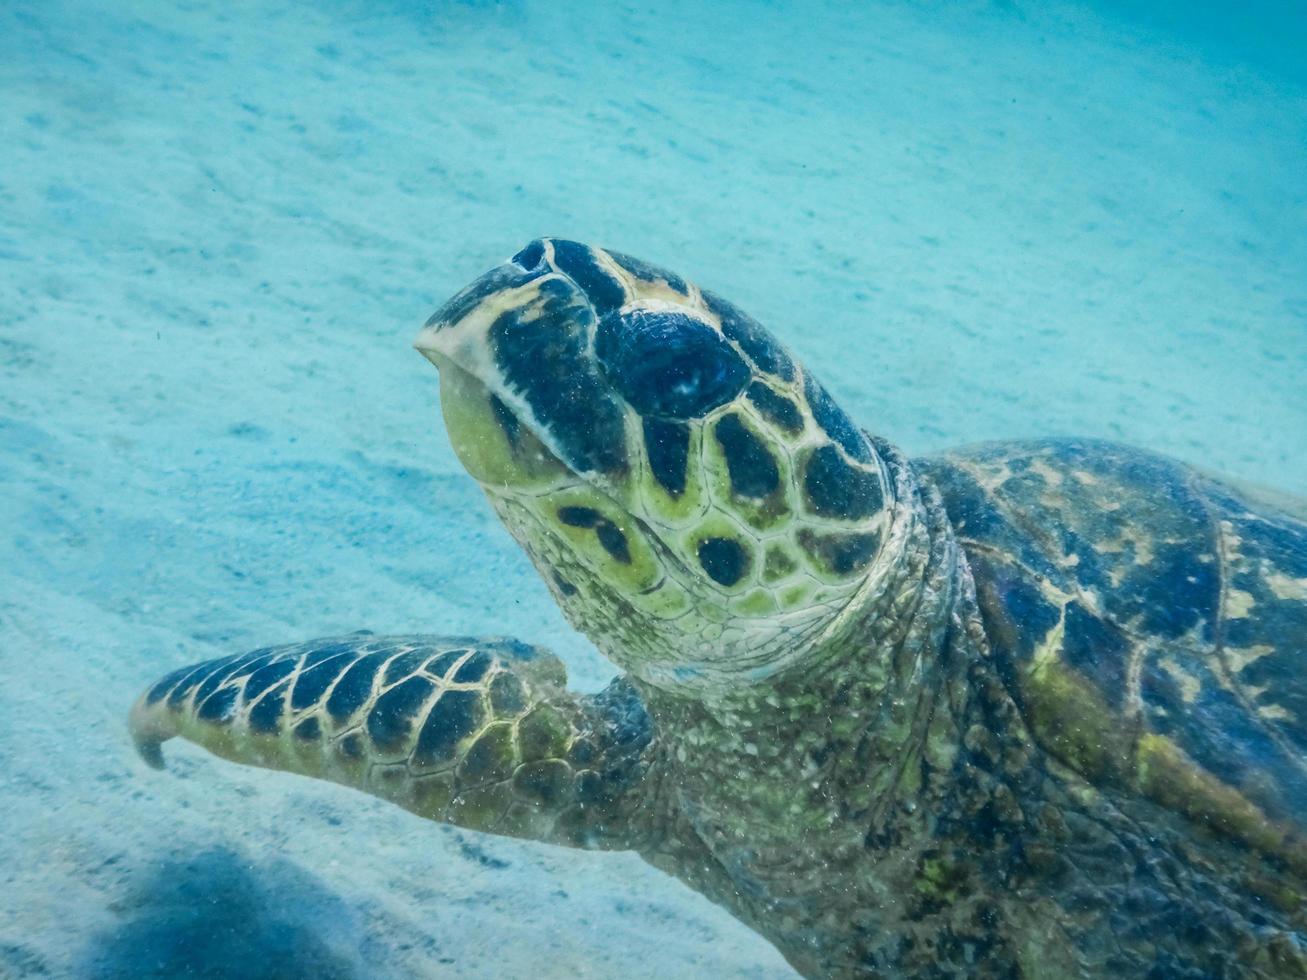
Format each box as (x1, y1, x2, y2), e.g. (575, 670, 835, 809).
(1, 0, 1304, 976)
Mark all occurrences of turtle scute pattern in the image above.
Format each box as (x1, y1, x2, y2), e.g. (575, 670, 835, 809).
(920, 439, 1307, 864)
(130, 634, 652, 847)
(421, 238, 895, 688)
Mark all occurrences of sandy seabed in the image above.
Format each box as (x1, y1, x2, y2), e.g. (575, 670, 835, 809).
(1, 0, 1304, 976)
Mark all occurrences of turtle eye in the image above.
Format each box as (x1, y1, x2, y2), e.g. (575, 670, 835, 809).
(595, 309, 750, 420)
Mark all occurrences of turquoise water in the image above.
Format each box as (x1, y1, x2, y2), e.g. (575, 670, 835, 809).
(1, 1, 1304, 976)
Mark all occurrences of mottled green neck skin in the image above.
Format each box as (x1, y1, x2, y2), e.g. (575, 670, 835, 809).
(633, 447, 1307, 980)
(631, 441, 1011, 977)
(635, 445, 1307, 980)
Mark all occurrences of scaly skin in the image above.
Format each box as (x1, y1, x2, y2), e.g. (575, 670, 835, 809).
(131, 636, 655, 849)
(131, 240, 1307, 977)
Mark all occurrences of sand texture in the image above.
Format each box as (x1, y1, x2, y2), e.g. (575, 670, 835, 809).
(1, 0, 1304, 976)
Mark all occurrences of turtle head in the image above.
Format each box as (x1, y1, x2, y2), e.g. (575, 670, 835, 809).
(416, 239, 895, 691)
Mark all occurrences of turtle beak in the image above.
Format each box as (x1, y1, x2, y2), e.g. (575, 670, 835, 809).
(414, 259, 553, 380)
(413, 322, 444, 368)
(414, 301, 481, 377)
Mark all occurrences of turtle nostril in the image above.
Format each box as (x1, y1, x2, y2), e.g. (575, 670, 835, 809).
(511, 239, 547, 271)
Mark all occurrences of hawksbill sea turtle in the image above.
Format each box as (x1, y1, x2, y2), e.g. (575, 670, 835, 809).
(130, 239, 1307, 978)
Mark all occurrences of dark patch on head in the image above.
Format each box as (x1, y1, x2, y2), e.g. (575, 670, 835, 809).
(643, 416, 690, 496)
(367, 675, 434, 752)
(551, 571, 578, 597)
(248, 685, 287, 735)
(596, 308, 750, 420)
(798, 529, 880, 576)
(701, 289, 795, 380)
(697, 537, 750, 587)
(290, 653, 352, 711)
(293, 716, 322, 742)
(606, 249, 688, 294)
(803, 372, 872, 462)
(490, 282, 627, 474)
(803, 444, 883, 520)
(244, 659, 296, 702)
(453, 651, 493, 683)
(558, 505, 601, 528)
(549, 239, 626, 316)
(595, 519, 631, 564)
(556, 506, 630, 562)
(715, 413, 780, 499)
(413, 689, 485, 767)
(511, 239, 546, 272)
(196, 684, 238, 724)
(426, 264, 537, 331)
(489, 672, 527, 716)
(488, 394, 521, 450)
(747, 382, 803, 434)
(324, 652, 388, 724)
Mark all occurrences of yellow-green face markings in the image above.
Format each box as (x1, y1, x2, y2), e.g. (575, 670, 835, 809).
(418, 239, 895, 688)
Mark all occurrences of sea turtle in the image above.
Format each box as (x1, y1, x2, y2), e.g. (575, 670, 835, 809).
(130, 239, 1307, 978)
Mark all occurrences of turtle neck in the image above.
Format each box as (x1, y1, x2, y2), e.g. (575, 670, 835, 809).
(626, 436, 1039, 976)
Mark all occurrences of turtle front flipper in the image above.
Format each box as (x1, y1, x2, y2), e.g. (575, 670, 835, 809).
(129, 634, 655, 849)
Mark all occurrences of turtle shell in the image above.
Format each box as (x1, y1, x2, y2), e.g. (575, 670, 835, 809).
(919, 439, 1307, 856)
